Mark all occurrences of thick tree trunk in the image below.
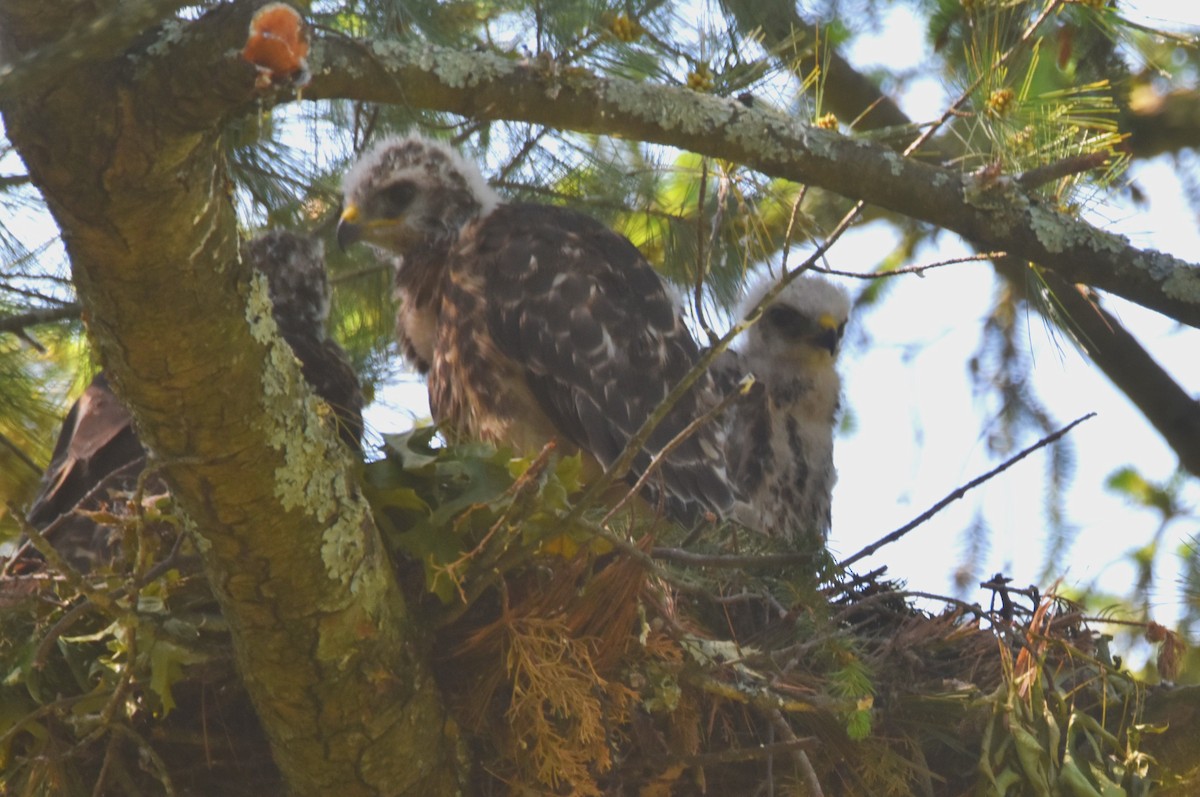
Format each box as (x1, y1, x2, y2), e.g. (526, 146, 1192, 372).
(0, 3, 461, 794)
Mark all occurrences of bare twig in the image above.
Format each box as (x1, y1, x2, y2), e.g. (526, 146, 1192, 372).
(766, 707, 824, 796)
(601, 374, 754, 525)
(33, 532, 189, 669)
(838, 413, 1096, 569)
(0, 430, 42, 476)
(329, 263, 391, 285)
(821, 566, 889, 597)
(0, 693, 96, 751)
(0, 303, 82, 335)
(651, 546, 817, 570)
(1015, 152, 1111, 190)
(7, 502, 120, 616)
(820, 252, 1006, 280)
(680, 736, 818, 767)
(693, 157, 717, 344)
(2, 457, 147, 577)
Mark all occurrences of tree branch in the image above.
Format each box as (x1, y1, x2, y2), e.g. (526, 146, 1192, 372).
(299, 37, 1200, 329)
(839, 413, 1096, 569)
(1019, 264, 1200, 477)
(0, 303, 81, 336)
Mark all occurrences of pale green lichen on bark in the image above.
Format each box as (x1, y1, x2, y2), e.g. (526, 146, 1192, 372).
(137, 17, 186, 60)
(608, 79, 732, 138)
(243, 273, 371, 588)
(1028, 202, 1126, 256)
(407, 41, 515, 90)
(1161, 264, 1200, 302)
(882, 148, 905, 177)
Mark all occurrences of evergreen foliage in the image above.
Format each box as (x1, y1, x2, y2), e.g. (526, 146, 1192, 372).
(0, 0, 1198, 793)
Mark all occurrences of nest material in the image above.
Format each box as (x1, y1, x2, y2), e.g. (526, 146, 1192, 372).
(0, 438, 1168, 796)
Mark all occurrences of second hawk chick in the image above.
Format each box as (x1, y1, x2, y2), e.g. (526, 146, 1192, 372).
(717, 273, 850, 547)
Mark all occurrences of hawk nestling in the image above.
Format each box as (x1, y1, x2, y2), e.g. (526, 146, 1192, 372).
(337, 135, 733, 525)
(20, 230, 363, 572)
(717, 273, 850, 547)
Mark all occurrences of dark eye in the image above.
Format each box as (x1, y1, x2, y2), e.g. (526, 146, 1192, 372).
(375, 181, 417, 218)
(763, 305, 806, 335)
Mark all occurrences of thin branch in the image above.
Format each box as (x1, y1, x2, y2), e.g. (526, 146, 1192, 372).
(900, 0, 1067, 159)
(0, 173, 32, 190)
(3, 456, 148, 576)
(765, 708, 824, 796)
(680, 736, 818, 767)
(600, 373, 754, 525)
(820, 252, 1006, 280)
(839, 413, 1096, 569)
(651, 546, 817, 570)
(692, 157, 716, 344)
(31, 513, 191, 669)
(1015, 152, 1112, 190)
(0, 302, 81, 335)
(0, 430, 42, 476)
(330, 263, 391, 285)
(7, 502, 123, 619)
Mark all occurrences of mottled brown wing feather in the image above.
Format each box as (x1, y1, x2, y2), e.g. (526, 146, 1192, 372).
(26, 372, 145, 530)
(442, 203, 733, 523)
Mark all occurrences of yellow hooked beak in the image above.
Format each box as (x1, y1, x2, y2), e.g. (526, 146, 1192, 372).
(815, 314, 844, 355)
(336, 204, 363, 250)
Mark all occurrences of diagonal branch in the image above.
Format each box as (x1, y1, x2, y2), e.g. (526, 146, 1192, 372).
(839, 414, 1096, 569)
(1014, 263, 1200, 476)
(713, 0, 1200, 477)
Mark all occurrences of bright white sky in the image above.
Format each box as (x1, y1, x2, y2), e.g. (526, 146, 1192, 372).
(822, 0, 1200, 656)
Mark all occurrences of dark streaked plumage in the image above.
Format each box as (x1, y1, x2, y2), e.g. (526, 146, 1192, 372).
(338, 135, 733, 525)
(716, 273, 850, 546)
(18, 230, 363, 572)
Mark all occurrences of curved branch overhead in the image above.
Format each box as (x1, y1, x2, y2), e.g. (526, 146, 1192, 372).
(301, 38, 1200, 330)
